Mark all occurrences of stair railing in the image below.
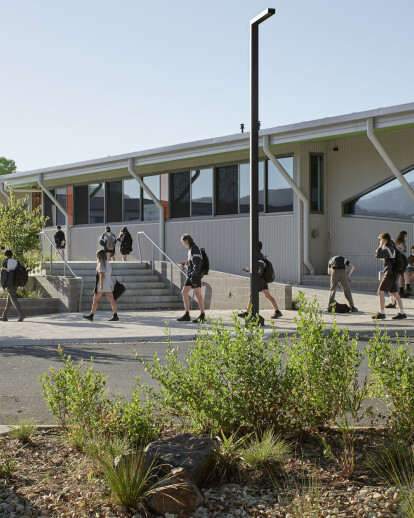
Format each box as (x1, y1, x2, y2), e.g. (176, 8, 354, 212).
(136, 231, 187, 296)
(39, 231, 84, 311)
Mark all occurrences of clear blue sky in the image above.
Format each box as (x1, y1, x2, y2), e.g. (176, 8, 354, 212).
(1, 0, 413, 171)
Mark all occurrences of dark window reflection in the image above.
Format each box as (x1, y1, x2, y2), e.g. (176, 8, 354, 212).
(191, 169, 212, 216)
(170, 171, 190, 218)
(267, 157, 294, 213)
(90, 183, 104, 224)
(216, 165, 238, 215)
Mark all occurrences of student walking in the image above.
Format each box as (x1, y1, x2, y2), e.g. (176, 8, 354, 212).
(99, 226, 117, 261)
(403, 245, 414, 294)
(395, 230, 408, 298)
(54, 225, 66, 258)
(117, 227, 133, 261)
(83, 250, 119, 322)
(1, 250, 25, 322)
(373, 232, 406, 320)
(326, 255, 358, 312)
(238, 241, 282, 324)
(177, 234, 206, 323)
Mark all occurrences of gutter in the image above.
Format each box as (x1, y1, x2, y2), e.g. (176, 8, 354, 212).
(37, 174, 71, 260)
(127, 158, 165, 258)
(263, 136, 315, 275)
(367, 118, 414, 203)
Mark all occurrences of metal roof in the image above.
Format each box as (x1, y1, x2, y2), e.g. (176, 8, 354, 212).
(4, 101, 414, 189)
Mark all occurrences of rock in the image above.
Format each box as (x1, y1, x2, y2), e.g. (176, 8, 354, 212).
(147, 467, 203, 515)
(145, 433, 216, 487)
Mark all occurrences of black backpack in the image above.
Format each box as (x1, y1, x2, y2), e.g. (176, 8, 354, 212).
(14, 261, 29, 287)
(394, 249, 408, 274)
(200, 248, 209, 276)
(329, 301, 351, 313)
(263, 257, 275, 283)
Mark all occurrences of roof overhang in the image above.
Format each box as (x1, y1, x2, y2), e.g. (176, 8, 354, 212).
(4, 101, 414, 190)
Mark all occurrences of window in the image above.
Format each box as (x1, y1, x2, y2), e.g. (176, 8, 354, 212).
(267, 156, 294, 213)
(310, 154, 323, 212)
(191, 168, 213, 216)
(344, 166, 414, 220)
(74, 185, 89, 225)
(239, 162, 265, 213)
(123, 179, 141, 221)
(143, 176, 160, 221)
(56, 188, 67, 226)
(90, 183, 104, 224)
(215, 165, 239, 215)
(44, 189, 55, 227)
(106, 181, 122, 222)
(170, 171, 190, 218)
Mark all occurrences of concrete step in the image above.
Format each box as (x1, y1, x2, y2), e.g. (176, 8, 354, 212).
(81, 301, 184, 311)
(82, 281, 166, 289)
(83, 288, 172, 296)
(301, 275, 379, 292)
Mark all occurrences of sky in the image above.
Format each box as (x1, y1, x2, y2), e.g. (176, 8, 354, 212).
(1, 0, 414, 172)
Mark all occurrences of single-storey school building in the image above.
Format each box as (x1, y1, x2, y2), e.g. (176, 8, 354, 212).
(2, 101, 414, 283)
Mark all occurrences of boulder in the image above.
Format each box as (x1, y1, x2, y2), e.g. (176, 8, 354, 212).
(147, 467, 203, 516)
(145, 433, 216, 487)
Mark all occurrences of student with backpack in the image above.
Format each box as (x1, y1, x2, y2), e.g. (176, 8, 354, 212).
(326, 256, 358, 313)
(177, 234, 206, 323)
(373, 232, 406, 320)
(1, 250, 26, 322)
(238, 241, 282, 324)
(99, 226, 117, 261)
(54, 225, 66, 259)
(117, 227, 133, 261)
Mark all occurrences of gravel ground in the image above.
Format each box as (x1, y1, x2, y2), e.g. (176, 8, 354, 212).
(0, 429, 410, 518)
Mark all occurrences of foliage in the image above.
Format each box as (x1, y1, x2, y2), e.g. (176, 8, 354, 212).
(136, 316, 289, 433)
(368, 440, 414, 516)
(213, 430, 252, 481)
(367, 327, 414, 440)
(0, 187, 46, 272)
(8, 418, 37, 444)
(91, 450, 159, 509)
(0, 157, 16, 176)
(0, 287, 44, 299)
(0, 449, 16, 478)
(241, 429, 292, 470)
(39, 347, 159, 448)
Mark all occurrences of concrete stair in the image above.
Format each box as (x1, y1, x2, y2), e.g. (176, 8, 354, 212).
(301, 275, 379, 292)
(43, 261, 183, 311)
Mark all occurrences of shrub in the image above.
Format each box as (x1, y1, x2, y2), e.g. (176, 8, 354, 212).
(8, 418, 37, 444)
(0, 449, 16, 478)
(367, 327, 414, 440)
(136, 316, 289, 433)
(241, 429, 291, 470)
(213, 430, 252, 482)
(39, 347, 159, 447)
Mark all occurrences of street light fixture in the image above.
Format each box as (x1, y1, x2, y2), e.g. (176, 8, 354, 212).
(250, 8, 275, 320)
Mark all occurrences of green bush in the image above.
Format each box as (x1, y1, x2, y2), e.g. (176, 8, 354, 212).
(367, 327, 414, 440)
(137, 317, 289, 433)
(39, 347, 159, 447)
(8, 418, 37, 444)
(241, 429, 291, 469)
(0, 287, 44, 298)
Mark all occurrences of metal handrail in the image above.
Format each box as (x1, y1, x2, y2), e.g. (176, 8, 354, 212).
(136, 231, 189, 299)
(39, 231, 84, 312)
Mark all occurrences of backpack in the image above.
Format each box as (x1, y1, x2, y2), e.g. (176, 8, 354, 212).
(329, 301, 351, 313)
(394, 248, 408, 274)
(262, 257, 275, 283)
(13, 261, 29, 287)
(106, 233, 116, 251)
(200, 248, 209, 276)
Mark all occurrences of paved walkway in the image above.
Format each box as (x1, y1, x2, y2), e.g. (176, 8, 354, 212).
(1, 285, 414, 345)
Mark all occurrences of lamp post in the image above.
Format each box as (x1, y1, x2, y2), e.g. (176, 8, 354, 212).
(250, 8, 275, 319)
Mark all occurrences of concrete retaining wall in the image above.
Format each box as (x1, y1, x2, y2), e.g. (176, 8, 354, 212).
(153, 262, 292, 311)
(33, 275, 81, 312)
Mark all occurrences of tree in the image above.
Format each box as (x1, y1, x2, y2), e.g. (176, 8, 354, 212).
(0, 188, 47, 271)
(0, 157, 17, 176)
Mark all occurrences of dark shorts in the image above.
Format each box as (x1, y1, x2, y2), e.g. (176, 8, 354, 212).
(184, 275, 202, 289)
(379, 271, 398, 293)
(105, 249, 115, 257)
(259, 277, 269, 292)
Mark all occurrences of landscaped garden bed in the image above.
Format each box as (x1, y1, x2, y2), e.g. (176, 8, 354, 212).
(2, 294, 414, 517)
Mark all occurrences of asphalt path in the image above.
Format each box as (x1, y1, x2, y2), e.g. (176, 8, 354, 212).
(1, 335, 397, 429)
(0, 340, 192, 425)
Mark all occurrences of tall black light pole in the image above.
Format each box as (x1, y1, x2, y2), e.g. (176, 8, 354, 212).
(250, 8, 275, 318)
